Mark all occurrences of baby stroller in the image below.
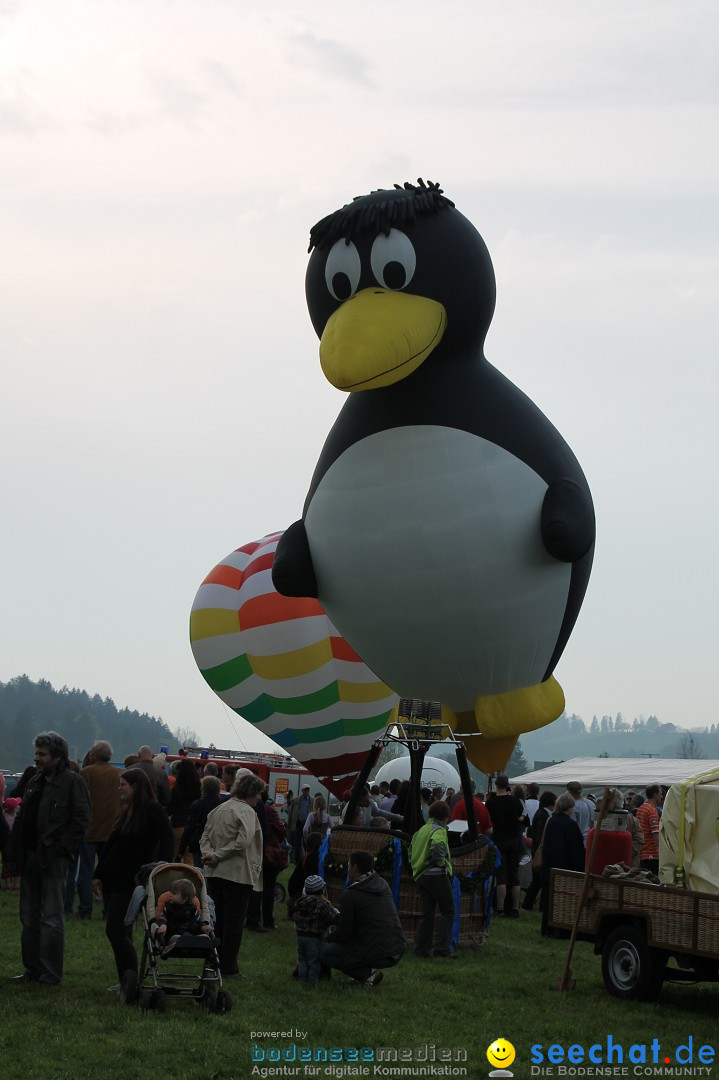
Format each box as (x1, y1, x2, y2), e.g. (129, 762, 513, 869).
(131, 863, 232, 1014)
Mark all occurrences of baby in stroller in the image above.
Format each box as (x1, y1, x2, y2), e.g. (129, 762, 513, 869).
(133, 863, 231, 1013)
(152, 877, 212, 956)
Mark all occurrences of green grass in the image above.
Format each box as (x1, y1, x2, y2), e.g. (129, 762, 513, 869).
(1, 878, 718, 1080)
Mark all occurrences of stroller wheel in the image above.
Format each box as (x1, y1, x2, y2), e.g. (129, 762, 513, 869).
(200, 985, 217, 1013)
(120, 969, 138, 1006)
(140, 989, 153, 1013)
(216, 989, 232, 1014)
(274, 882, 287, 903)
(154, 989, 167, 1014)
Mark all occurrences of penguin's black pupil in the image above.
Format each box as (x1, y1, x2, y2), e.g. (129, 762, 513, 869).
(332, 273, 352, 301)
(383, 261, 406, 290)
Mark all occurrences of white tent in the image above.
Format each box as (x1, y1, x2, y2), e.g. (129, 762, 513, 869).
(509, 757, 719, 794)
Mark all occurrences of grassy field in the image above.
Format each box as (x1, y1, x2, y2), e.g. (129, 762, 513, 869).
(1, 878, 718, 1080)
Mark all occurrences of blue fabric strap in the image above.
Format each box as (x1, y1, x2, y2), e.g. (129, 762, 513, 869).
(485, 840, 501, 927)
(318, 833, 330, 878)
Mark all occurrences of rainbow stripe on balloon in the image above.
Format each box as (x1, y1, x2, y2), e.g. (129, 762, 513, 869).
(190, 532, 398, 791)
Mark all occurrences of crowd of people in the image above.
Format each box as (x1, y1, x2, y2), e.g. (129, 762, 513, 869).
(513, 778, 667, 936)
(0, 732, 413, 990)
(0, 731, 671, 990)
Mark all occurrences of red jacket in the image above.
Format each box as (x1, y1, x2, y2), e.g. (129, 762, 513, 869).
(263, 803, 287, 867)
(450, 796, 492, 834)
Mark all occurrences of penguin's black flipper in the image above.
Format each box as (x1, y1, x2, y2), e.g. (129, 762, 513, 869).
(541, 480, 595, 563)
(272, 520, 319, 598)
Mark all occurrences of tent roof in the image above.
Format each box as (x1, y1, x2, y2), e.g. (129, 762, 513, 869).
(509, 757, 719, 792)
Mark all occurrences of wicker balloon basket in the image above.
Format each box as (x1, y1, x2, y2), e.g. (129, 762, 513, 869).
(321, 826, 494, 947)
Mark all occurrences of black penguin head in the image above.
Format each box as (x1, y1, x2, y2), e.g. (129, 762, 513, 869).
(305, 180, 496, 392)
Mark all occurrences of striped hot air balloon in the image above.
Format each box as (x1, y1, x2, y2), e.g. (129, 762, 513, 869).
(190, 532, 398, 795)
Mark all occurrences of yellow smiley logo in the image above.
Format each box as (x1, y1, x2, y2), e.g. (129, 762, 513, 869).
(487, 1039, 516, 1069)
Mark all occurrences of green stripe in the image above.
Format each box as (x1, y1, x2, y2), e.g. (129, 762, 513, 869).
(237, 694, 274, 724)
(343, 710, 395, 738)
(277, 682, 341, 715)
(234, 682, 340, 725)
(202, 653, 253, 692)
(234, 707, 394, 747)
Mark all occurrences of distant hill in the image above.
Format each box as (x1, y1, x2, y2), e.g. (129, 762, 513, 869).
(0, 675, 175, 772)
(520, 711, 718, 767)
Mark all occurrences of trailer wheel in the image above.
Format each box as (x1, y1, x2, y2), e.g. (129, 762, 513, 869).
(601, 927, 664, 1001)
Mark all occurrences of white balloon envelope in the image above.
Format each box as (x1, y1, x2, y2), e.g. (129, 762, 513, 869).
(374, 754, 460, 794)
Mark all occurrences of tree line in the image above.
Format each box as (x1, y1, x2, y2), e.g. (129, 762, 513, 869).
(559, 712, 670, 735)
(522, 709, 719, 764)
(3, 674, 711, 778)
(0, 675, 176, 772)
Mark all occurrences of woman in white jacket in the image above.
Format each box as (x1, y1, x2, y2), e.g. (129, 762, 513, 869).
(200, 772, 264, 977)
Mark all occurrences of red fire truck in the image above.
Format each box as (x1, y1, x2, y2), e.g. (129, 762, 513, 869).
(166, 747, 330, 808)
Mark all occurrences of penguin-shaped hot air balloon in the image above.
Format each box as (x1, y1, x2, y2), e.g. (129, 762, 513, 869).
(272, 180, 595, 771)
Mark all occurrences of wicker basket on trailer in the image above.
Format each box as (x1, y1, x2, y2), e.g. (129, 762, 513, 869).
(550, 868, 717, 955)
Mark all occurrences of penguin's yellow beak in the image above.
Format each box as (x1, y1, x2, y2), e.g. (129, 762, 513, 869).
(319, 288, 447, 392)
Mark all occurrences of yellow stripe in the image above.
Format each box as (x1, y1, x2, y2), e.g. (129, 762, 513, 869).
(338, 680, 393, 704)
(190, 608, 239, 641)
(249, 639, 333, 680)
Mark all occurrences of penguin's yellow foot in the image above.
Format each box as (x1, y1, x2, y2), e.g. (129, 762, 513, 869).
(465, 733, 519, 774)
(443, 709, 519, 774)
(474, 676, 565, 741)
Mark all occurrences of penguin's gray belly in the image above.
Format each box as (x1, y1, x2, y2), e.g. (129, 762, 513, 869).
(304, 426, 571, 712)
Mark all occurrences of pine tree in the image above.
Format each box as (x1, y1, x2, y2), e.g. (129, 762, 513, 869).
(507, 740, 529, 776)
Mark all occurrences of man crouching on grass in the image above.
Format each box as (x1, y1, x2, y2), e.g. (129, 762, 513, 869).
(319, 850, 407, 988)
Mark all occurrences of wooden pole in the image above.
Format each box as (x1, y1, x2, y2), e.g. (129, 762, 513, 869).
(558, 786, 612, 992)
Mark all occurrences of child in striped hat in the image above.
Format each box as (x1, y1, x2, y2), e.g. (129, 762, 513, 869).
(291, 875, 338, 985)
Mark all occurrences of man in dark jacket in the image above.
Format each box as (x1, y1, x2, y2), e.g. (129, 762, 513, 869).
(9, 731, 91, 985)
(320, 850, 407, 987)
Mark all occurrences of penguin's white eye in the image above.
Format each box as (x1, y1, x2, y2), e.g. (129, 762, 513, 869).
(325, 239, 361, 302)
(370, 229, 416, 290)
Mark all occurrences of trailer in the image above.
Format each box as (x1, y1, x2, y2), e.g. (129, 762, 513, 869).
(549, 868, 719, 999)
(548, 768, 719, 1001)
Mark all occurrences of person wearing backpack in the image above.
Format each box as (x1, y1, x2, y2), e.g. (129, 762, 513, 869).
(303, 796, 331, 842)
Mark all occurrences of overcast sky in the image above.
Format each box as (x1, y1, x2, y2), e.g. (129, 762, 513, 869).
(2, 0, 717, 756)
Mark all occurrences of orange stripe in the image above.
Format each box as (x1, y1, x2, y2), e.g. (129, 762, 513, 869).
(243, 551, 275, 580)
(330, 636, 362, 663)
(202, 564, 245, 589)
(239, 593, 324, 629)
(236, 540, 264, 555)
